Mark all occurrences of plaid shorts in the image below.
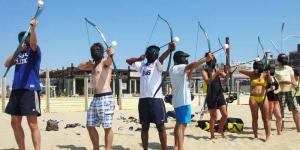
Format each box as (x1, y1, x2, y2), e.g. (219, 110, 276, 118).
(87, 92, 115, 128)
(278, 92, 299, 117)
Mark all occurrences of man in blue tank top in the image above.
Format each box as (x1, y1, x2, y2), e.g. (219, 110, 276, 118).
(4, 19, 42, 150)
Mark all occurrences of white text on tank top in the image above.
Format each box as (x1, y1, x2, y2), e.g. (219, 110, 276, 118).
(132, 60, 163, 98)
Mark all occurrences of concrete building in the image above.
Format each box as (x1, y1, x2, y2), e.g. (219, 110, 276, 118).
(39, 60, 256, 98)
(289, 44, 300, 70)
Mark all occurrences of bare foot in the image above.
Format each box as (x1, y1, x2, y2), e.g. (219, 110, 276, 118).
(210, 137, 216, 143)
(210, 135, 216, 140)
(210, 132, 215, 140)
(265, 135, 270, 142)
(251, 135, 258, 141)
(254, 134, 258, 139)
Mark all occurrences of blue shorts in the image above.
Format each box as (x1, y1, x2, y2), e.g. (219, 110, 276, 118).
(138, 98, 167, 125)
(175, 105, 191, 124)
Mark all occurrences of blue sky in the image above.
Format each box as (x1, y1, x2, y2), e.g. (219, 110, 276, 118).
(1, 0, 300, 83)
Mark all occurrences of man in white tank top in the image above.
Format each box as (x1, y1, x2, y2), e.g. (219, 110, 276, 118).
(126, 43, 175, 150)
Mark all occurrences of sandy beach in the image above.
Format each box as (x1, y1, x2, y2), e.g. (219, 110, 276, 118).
(1, 99, 300, 150)
(2, 0, 300, 150)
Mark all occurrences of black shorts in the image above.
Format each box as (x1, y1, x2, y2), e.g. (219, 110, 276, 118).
(5, 89, 41, 116)
(207, 97, 226, 109)
(138, 98, 167, 125)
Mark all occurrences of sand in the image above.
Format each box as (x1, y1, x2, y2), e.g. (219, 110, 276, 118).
(0, 102, 300, 150)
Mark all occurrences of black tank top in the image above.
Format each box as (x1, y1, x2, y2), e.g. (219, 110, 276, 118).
(205, 69, 224, 101)
(267, 76, 279, 101)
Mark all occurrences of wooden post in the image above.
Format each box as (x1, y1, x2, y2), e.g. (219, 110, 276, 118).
(193, 79, 197, 94)
(84, 76, 88, 111)
(134, 79, 137, 94)
(127, 66, 131, 94)
(2, 77, 6, 112)
(67, 79, 70, 96)
(197, 80, 201, 93)
(46, 69, 50, 112)
(128, 79, 131, 94)
(225, 37, 230, 68)
(72, 78, 76, 96)
(225, 37, 233, 107)
(118, 78, 123, 110)
(236, 80, 240, 105)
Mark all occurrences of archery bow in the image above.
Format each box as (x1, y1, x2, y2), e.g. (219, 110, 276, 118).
(197, 22, 213, 119)
(258, 36, 270, 66)
(84, 18, 118, 69)
(152, 14, 175, 98)
(281, 22, 285, 53)
(270, 40, 281, 54)
(84, 17, 119, 100)
(3, 0, 45, 77)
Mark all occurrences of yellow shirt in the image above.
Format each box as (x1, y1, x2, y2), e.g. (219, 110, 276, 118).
(275, 66, 294, 92)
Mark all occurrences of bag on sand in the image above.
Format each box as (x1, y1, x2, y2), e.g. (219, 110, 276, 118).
(225, 117, 244, 133)
(197, 120, 221, 132)
(197, 120, 210, 131)
(197, 118, 244, 133)
(46, 119, 59, 131)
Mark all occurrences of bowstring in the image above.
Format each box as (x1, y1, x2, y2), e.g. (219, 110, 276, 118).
(195, 24, 200, 61)
(85, 20, 91, 48)
(256, 40, 260, 58)
(146, 16, 159, 47)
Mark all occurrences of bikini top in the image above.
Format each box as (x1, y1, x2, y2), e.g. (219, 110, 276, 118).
(251, 78, 267, 87)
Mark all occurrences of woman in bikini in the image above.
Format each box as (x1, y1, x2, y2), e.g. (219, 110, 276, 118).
(239, 60, 271, 141)
(265, 65, 282, 135)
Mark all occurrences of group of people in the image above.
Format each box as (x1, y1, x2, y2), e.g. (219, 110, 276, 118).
(239, 54, 300, 141)
(3, 18, 300, 150)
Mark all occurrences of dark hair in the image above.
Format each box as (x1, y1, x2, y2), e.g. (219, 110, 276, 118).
(265, 64, 275, 76)
(145, 45, 160, 64)
(173, 50, 189, 65)
(277, 53, 288, 65)
(205, 52, 217, 68)
(253, 60, 264, 73)
(18, 31, 30, 46)
(90, 43, 104, 63)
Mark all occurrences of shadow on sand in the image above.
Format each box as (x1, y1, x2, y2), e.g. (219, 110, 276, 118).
(56, 145, 131, 150)
(56, 145, 87, 150)
(139, 142, 173, 150)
